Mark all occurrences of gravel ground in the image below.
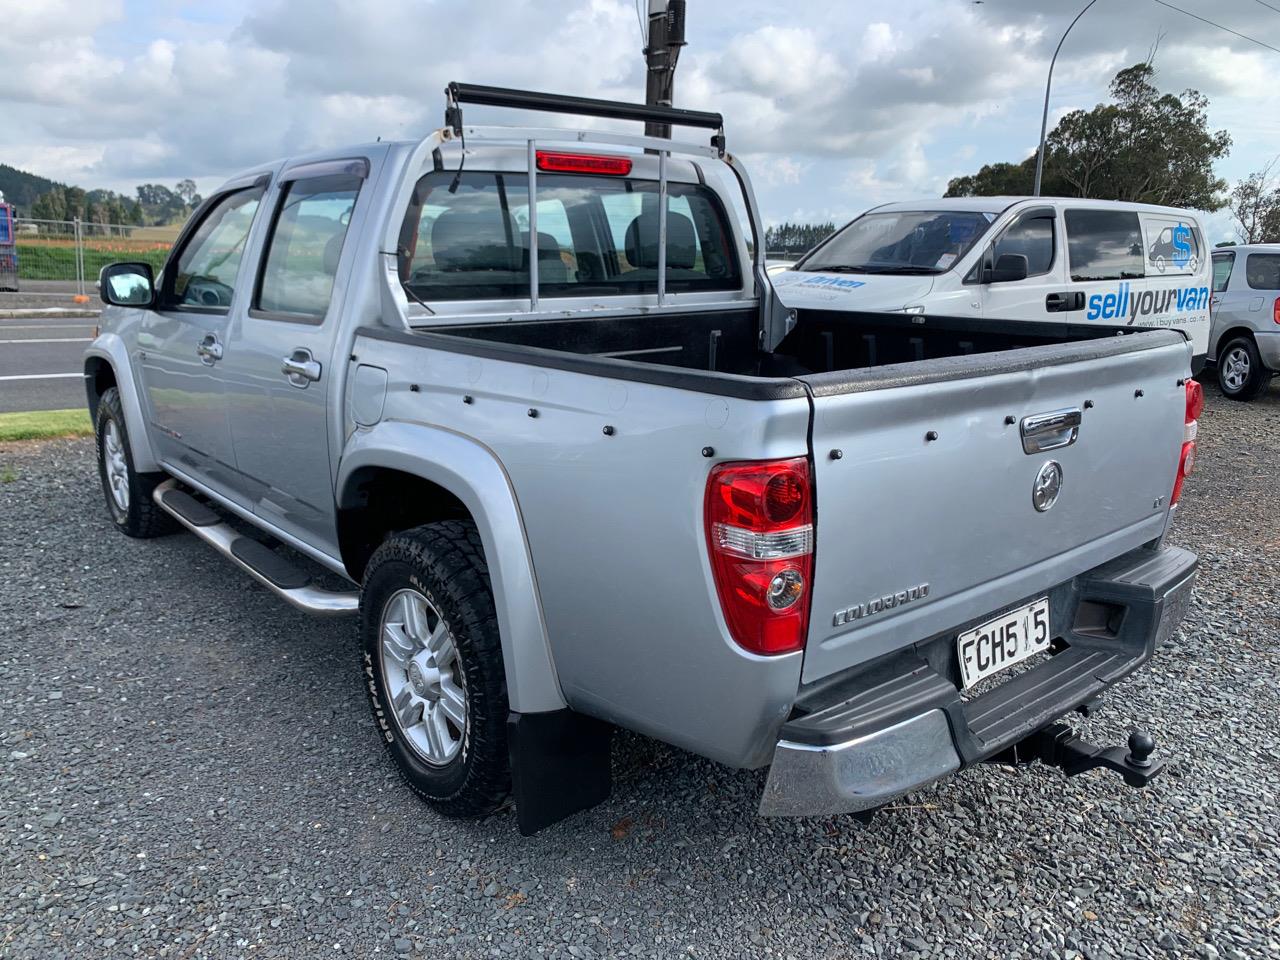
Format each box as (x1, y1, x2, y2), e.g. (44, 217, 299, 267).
(2, 385, 1278, 959)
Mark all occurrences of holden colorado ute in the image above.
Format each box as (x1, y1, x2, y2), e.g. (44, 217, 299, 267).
(84, 84, 1199, 835)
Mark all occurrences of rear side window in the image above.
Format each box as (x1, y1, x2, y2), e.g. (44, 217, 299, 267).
(397, 171, 740, 301)
(1212, 254, 1234, 292)
(1245, 253, 1280, 290)
(992, 215, 1054, 275)
(255, 174, 362, 320)
(1065, 209, 1145, 282)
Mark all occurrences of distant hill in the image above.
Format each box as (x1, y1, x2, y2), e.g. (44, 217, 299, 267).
(0, 163, 68, 211)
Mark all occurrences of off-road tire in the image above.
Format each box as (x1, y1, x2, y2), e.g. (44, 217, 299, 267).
(360, 521, 511, 820)
(95, 386, 176, 538)
(1217, 336, 1272, 402)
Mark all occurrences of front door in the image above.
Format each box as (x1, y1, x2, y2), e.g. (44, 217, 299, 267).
(979, 208, 1070, 321)
(219, 160, 370, 556)
(136, 183, 266, 504)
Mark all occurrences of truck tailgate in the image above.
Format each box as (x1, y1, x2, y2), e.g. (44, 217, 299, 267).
(800, 330, 1189, 684)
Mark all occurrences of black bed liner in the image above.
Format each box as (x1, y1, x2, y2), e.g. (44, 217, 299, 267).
(358, 308, 1183, 401)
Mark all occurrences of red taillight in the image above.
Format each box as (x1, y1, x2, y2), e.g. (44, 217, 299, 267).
(1185, 378, 1204, 424)
(535, 151, 632, 176)
(1172, 379, 1202, 507)
(1171, 441, 1196, 506)
(1273, 297, 1279, 325)
(705, 457, 814, 656)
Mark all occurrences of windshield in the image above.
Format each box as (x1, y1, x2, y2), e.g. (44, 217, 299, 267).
(800, 210, 995, 275)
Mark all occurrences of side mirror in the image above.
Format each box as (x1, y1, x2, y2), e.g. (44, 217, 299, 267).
(984, 253, 1029, 284)
(99, 262, 155, 307)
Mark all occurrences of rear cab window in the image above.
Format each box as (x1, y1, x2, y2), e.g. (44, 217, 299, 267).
(397, 171, 740, 302)
(1245, 253, 1280, 290)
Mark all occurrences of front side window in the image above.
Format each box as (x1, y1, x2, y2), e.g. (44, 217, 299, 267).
(800, 210, 996, 275)
(1065, 209, 1145, 282)
(256, 174, 362, 319)
(164, 187, 265, 310)
(397, 171, 739, 302)
(1212, 254, 1235, 293)
(1245, 253, 1280, 290)
(991, 215, 1055, 276)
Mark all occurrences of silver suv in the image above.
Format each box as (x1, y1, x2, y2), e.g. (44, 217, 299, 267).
(1209, 244, 1280, 400)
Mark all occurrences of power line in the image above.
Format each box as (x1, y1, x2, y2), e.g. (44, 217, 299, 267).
(1252, 0, 1280, 17)
(1150, 0, 1280, 54)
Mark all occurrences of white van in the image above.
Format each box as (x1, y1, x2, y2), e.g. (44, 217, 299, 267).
(772, 197, 1213, 367)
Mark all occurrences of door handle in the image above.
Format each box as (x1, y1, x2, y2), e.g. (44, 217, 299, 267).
(1020, 408, 1082, 454)
(1045, 292, 1084, 313)
(281, 348, 322, 388)
(196, 333, 223, 364)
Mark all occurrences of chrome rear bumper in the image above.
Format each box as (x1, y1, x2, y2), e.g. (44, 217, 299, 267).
(760, 545, 1197, 817)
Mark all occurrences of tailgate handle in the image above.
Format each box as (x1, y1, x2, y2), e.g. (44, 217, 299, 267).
(1020, 408, 1082, 454)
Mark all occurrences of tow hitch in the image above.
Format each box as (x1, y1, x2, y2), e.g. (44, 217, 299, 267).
(990, 723, 1166, 788)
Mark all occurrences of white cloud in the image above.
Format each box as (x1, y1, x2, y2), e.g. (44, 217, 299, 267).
(0, 0, 1276, 225)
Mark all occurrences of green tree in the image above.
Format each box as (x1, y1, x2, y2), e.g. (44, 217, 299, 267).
(1229, 160, 1280, 243)
(765, 221, 836, 255)
(946, 62, 1230, 209)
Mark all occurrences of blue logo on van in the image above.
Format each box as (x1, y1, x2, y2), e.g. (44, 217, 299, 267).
(799, 275, 866, 290)
(1086, 280, 1209, 324)
(1171, 224, 1192, 268)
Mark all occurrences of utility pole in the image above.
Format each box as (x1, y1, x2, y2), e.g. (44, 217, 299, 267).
(643, 0, 687, 139)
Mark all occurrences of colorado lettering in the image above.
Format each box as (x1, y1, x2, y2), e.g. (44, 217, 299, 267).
(1086, 281, 1210, 324)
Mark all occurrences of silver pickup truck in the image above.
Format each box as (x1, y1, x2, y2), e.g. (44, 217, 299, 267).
(85, 84, 1199, 835)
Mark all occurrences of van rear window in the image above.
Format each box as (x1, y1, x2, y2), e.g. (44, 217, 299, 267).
(397, 171, 740, 302)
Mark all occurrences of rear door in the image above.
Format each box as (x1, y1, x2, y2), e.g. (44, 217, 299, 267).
(219, 158, 371, 556)
(799, 332, 1190, 683)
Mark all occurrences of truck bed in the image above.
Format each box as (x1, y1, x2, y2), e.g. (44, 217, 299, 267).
(418, 307, 1137, 390)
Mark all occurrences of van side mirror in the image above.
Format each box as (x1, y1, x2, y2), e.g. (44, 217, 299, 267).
(100, 262, 155, 307)
(983, 253, 1029, 284)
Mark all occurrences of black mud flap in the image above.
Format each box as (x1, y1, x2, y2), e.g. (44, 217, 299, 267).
(508, 709, 613, 835)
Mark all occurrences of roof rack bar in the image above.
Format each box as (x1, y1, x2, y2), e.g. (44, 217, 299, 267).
(446, 81, 724, 133)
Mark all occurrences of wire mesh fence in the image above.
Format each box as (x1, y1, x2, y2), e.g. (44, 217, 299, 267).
(0, 218, 174, 300)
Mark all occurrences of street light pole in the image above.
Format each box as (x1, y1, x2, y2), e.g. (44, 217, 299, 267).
(1034, 0, 1101, 196)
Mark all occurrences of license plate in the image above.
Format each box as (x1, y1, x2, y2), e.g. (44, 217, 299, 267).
(957, 598, 1051, 689)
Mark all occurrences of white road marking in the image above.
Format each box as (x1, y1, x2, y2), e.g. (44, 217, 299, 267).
(0, 338, 93, 344)
(0, 324, 97, 330)
(0, 373, 84, 381)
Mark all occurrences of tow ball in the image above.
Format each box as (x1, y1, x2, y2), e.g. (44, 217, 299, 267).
(989, 723, 1166, 788)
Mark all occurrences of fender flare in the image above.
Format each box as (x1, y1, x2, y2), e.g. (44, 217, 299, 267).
(337, 420, 565, 714)
(83, 334, 160, 473)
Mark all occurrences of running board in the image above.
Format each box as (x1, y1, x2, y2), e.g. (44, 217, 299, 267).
(153, 479, 359, 616)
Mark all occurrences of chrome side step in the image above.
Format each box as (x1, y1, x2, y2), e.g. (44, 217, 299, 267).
(153, 479, 359, 616)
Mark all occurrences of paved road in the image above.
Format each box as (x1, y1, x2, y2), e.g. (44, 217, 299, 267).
(1, 387, 1277, 958)
(0, 314, 97, 413)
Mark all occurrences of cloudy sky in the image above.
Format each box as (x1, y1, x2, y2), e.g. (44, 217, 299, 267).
(2, 0, 1279, 241)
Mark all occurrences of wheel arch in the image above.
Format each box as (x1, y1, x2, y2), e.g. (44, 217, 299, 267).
(1210, 324, 1258, 363)
(83, 335, 160, 472)
(336, 421, 565, 713)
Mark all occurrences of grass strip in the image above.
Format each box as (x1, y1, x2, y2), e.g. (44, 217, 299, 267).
(0, 408, 94, 442)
